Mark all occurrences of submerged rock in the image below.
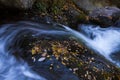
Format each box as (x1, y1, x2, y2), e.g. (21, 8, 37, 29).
(23, 38, 120, 80)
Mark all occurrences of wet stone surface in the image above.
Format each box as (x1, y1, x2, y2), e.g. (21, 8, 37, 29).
(14, 34, 120, 80)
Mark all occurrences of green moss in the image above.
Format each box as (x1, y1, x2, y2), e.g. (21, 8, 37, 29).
(34, 1, 47, 13)
(33, 0, 48, 13)
(49, 0, 66, 15)
(76, 13, 87, 22)
(51, 6, 60, 15)
(34, 0, 66, 14)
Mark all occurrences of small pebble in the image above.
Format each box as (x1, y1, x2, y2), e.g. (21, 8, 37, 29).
(38, 57, 46, 62)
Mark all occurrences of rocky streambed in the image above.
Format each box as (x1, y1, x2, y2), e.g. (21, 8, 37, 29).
(16, 32, 120, 80)
(0, 0, 120, 80)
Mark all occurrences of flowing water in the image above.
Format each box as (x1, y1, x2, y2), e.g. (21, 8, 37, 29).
(0, 21, 120, 80)
(64, 24, 120, 66)
(0, 21, 70, 80)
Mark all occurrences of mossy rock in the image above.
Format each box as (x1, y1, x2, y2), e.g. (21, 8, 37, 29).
(33, 0, 66, 15)
(76, 13, 88, 23)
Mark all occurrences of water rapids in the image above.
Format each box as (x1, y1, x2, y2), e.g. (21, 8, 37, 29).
(0, 21, 120, 80)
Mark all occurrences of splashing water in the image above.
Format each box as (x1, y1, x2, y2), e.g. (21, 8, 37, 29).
(64, 24, 120, 67)
(1, 20, 120, 80)
(0, 21, 70, 80)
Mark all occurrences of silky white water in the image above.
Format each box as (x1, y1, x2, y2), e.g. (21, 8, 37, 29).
(64, 24, 120, 66)
(1, 21, 120, 80)
(0, 21, 70, 80)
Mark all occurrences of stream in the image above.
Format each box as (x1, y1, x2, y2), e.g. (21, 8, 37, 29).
(0, 21, 120, 80)
(64, 24, 120, 66)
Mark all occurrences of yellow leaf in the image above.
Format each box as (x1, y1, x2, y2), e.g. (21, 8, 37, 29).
(32, 49, 36, 55)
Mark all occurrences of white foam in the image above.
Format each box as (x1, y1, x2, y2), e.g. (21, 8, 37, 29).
(64, 25, 120, 66)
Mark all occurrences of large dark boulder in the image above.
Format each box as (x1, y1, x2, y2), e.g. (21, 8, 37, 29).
(72, 0, 111, 12)
(114, 19, 120, 27)
(0, 0, 36, 9)
(109, 0, 120, 8)
(89, 7, 120, 27)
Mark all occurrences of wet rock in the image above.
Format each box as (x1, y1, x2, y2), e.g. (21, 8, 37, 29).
(0, 0, 36, 9)
(114, 19, 120, 27)
(109, 0, 120, 8)
(89, 7, 120, 27)
(72, 0, 111, 12)
(28, 39, 120, 80)
(32, 54, 79, 80)
(6, 21, 120, 80)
